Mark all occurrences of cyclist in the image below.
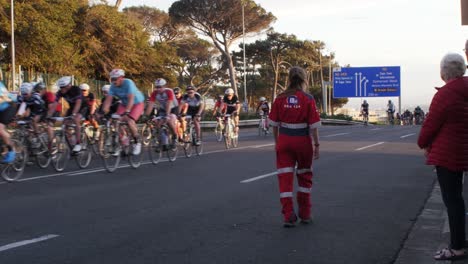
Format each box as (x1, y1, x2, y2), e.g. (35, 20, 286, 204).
(180, 85, 204, 145)
(212, 95, 225, 117)
(80, 83, 99, 139)
(143, 78, 179, 149)
(256, 96, 270, 132)
(387, 99, 395, 123)
(414, 106, 424, 125)
(360, 99, 369, 124)
(174, 87, 184, 141)
(32, 82, 57, 150)
(48, 76, 84, 153)
(222, 88, 241, 135)
(0, 81, 17, 163)
(99, 84, 120, 117)
(102, 69, 145, 155)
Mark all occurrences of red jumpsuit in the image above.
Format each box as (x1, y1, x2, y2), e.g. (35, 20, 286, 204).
(268, 90, 321, 222)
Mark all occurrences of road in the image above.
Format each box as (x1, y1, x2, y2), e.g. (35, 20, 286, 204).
(0, 124, 433, 264)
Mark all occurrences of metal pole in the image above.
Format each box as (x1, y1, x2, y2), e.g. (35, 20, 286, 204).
(242, 3, 248, 109)
(11, 0, 16, 91)
(328, 60, 332, 115)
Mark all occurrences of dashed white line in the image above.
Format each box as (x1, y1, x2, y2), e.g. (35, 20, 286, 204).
(370, 128, 383, 131)
(400, 133, 416, 139)
(0, 234, 59, 253)
(323, 133, 350, 138)
(355, 142, 385, 151)
(240, 172, 276, 183)
(250, 143, 274, 148)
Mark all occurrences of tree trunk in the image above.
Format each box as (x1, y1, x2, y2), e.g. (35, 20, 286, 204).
(225, 49, 238, 96)
(115, 0, 123, 9)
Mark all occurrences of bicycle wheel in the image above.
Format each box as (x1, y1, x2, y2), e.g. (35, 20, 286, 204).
(194, 130, 203, 156)
(224, 124, 232, 149)
(183, 127, 193, 158)
(215, 122, 223, 142)
(100, 131, 121, 173)
(141, 123, 152, 146)
(35, 134, 51, 169)
(166, 134, 178, 162)
(128, 139, 142, 169)
(75, 133, 92, 169)
(258, 121, 262, 136)
(51, 134, 69, 172)
(148, 131, 162, 165)
(1, 139, 28, 182)
(232, 129, 239, 148)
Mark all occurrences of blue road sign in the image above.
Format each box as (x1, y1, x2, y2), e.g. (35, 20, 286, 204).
(333, 66, 400, 98)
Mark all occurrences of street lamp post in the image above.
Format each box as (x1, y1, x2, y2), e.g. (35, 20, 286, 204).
(11, 0, 16, 91)
(242, 3, 248, 111)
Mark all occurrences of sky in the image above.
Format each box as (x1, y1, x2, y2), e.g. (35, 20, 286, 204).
(121, 0, 468, 111)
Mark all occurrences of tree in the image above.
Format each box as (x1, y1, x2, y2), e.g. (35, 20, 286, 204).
(169, 0, 276, 98)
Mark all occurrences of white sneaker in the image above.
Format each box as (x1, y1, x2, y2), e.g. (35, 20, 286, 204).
(73, 144, 82, 152)
(132, 143, 142, 155)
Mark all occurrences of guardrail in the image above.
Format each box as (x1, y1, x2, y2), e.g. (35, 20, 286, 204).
(200, 118, 363, 128)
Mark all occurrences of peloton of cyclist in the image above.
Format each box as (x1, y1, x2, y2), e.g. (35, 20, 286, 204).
(102, 69, 145, 156)
(179, 86, 204, 146)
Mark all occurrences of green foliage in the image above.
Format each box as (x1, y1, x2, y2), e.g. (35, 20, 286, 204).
(320, 113, 353, 121)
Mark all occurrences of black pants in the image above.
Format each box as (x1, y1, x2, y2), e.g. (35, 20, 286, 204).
(437, 166, 466, 249)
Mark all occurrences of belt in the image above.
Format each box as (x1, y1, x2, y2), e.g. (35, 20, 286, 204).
(279, 127, 309, 136)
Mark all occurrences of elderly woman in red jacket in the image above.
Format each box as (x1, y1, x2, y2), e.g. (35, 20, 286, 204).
(418, 53, 468, 261)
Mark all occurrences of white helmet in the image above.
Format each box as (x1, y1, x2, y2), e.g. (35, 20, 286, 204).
(20, 82, 33, 95)
(259, 97, 266, 101)
(57, 76, 72, 88)
(79, 83, 90, 91)
(154, 78, 167, 87)
(101, 84, 111, 93)
(225, 88, 234, 95)
(109, 69, 125, 78)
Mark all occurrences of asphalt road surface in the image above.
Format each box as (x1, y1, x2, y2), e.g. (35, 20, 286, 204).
(0, 124, 433, 264)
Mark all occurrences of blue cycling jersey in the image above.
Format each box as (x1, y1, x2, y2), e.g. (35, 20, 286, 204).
(109, 79, 144, 105)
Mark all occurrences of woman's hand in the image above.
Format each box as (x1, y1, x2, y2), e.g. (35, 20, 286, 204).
(313, 146, 320, 160)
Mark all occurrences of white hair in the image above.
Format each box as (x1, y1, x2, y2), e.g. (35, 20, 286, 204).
(440, 53, 466, 82)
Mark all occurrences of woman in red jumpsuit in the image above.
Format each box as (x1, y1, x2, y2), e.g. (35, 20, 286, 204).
(269, 66, 321, 227)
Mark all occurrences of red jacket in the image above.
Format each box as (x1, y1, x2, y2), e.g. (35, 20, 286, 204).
(417, 77, 468, 171)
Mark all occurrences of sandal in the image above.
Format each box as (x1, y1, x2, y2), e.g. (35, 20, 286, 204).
(434, 248, 467, 261)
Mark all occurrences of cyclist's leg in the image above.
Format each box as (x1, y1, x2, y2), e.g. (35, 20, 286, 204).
(0, 105, 17, 162)
(234, 114, 239, 134)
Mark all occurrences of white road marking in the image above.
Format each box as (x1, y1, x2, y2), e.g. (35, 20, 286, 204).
(250, 143, 274, 148)
(0, 234, 59, 253)
(323, 133, 350, 138)
(355, 142, 385, 151)
(400, 133, 416, 139)
(370, 128, 383, 131)
(240, 172, 276, 183)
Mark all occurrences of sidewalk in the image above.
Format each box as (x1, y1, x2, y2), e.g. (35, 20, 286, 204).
(395, 173, 468, 264)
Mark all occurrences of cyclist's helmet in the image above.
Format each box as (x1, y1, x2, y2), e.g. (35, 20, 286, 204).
(259, 97, 266, 102)
(173, 87, 181, 94)
(388, 100, 392, 103)
(225, 88, 234, 95)
(218, 95, 223, 99)
(154, 78, 167, 87)
(33, 82, 46, 92)
(79, 83, 90, 91)
(57, 76, 72, 88)
(186, 85, 195, 91)
(109, 69, 125, 78)
(20, 82, 34, 95)
(101, 84, 111, 93)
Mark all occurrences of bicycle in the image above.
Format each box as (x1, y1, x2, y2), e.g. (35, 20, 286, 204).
(53, 116, 92, 171)
(14, 118, 52, 169)
(98, 114, 143, 172)
(83, 119, 100, 155)
(387, 110, 394, 125)
(182, 115, 203, 158)
(147, 116, 178, 164)
(0, 137, 28, 182)
(258, 112, 269, 136)
(140, 117, 154, 146)
(223, 114, 238, 149)
(361, 111, 369, 126)
(214, 115, 224, 142)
